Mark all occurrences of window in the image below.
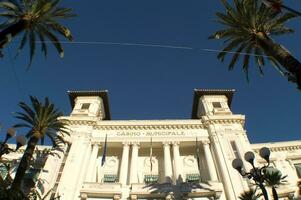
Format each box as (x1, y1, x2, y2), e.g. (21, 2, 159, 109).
(103, 174, 117, 183)
(295, 164, 301, 178)
(230, 141, 240, 159)
(144, 174, 159, 184)
(212, 102, 222, 108)
(81, 103, 90, 110)
(186, 173, 200, 183)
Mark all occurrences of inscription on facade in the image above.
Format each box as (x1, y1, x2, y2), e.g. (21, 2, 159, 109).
(116, 131, 185, 137)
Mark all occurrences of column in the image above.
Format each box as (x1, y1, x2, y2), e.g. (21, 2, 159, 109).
(86, 143, 99, 182)
(119, 142, 130, 185)
(130, 142, 139, 183)
(202, 140, 218, 181)
(163, 142, 173, 182)
(210, 134, 237, 200)
(172, 141, 183, 182)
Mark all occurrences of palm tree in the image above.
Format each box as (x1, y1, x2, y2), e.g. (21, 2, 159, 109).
(210, 0, 301, 90)
(263, 168, 287, 200)
(0, 0, 75, 65)
(10, 96, 69, 193)
(239, 188, 261, 200)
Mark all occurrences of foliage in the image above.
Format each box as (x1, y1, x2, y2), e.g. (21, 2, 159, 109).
(239, 188, 261, 200)
(14, 96, 69, 147)
(10, 96, 69, 192)
(263, 168, 287, 200)
(210, 0, 298, 82)
(0, 0, 75, 65)
(0, 163, 26, 200)
(27, 188, 60, 200)
(263, 167, 287, 187)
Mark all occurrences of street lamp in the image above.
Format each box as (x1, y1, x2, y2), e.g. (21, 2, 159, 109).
(0, 127, 26, 158)
(232, 147, 271, 200)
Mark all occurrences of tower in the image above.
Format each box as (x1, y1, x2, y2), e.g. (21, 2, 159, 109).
(192, 89, 252, 200)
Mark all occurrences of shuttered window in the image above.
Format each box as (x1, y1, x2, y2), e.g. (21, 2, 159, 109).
(186, 173, 200, 183)
(103, 174, 117, 183)
(144, 175, 159, 184)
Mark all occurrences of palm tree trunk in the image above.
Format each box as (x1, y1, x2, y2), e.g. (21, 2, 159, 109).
(0, 20, 26, 49)
(256, 32, 301, 90)
(259, 183, 269, 200)
(272, 187, 279, 200)
(10, 136, 39, 192)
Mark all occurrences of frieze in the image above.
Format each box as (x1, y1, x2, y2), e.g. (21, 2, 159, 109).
(93, 124, 204, 130)
(66, 120, 97, 126)
(202, 118, 245, 126)
(253, 145, 301, 153)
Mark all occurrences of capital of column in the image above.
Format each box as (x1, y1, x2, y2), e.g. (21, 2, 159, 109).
(91, 142, 99, 147)
(122, 141, 131, 147)
(162, 141, 171, 146)
(171, 141, 180, 146)
(131, 141, 140, 147)
(201, 140, 210, 145)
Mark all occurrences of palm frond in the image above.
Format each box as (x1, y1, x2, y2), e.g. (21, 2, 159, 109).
(14, 96, 69, 147)
(0, 0, 75, 64)
(210, 0, 297, 82)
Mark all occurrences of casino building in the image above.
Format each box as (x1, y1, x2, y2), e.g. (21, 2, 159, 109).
(2, 89, 301, 200)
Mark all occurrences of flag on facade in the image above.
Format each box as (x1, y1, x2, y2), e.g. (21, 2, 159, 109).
(195, 137, 200, 171)
(150, 137, 153, 173)
(101, 134, 107, 166)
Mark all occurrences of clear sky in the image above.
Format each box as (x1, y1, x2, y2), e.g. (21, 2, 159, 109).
(0, 0, 300, 144)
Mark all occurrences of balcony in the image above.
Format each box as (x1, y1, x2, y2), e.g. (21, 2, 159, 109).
(130, 181, 223, 200)
(80, 182, 122, 199)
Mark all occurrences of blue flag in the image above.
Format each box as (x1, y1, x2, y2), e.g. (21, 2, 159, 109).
(101, 134, 107, 166)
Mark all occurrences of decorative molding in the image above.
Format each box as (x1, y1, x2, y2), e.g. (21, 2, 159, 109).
(183, 156, 197, 168)
(93, 124, 204, 130)
(253, 145, 301, 153)
(162, 141, 171, 146)
(105, 156, 119, 167)
(122, 141, 131, 146)
(202, 118, 245, 126)
(66, 120, 97, 126)
(144, 157, 157, 168)
(201, 140, 210, 145)
(131, 142, 140, 146)
(171, 141, 180, 146)
(253, 145, 301, 154)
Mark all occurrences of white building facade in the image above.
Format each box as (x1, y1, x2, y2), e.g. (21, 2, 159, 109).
(2, 89, 301, 200)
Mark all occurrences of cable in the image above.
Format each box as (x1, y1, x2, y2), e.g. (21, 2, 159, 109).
(31, 40, 271, 58)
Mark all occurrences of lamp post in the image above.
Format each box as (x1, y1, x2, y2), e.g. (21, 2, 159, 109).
(0, 127, 26, 158)
(232, 147, 271, 200)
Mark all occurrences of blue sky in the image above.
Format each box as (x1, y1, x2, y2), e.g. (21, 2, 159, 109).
(0, 0, 300, 144)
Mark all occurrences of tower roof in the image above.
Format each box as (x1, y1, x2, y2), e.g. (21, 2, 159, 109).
(67, 90, 111, 120)
(191, 89, 235, 119)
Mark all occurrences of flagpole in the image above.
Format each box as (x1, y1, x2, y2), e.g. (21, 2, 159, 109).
(150, 137, 153, 176)
(195, 137, 201, 177)
(101, 134, 107, 167)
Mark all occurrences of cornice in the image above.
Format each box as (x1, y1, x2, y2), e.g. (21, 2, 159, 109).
(202, 117, 245, 126)
(93, 124, 204, 130)
(64, 117, 245, 130)
(253, 145, 301, 153)
(66, 120, 97, 126)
